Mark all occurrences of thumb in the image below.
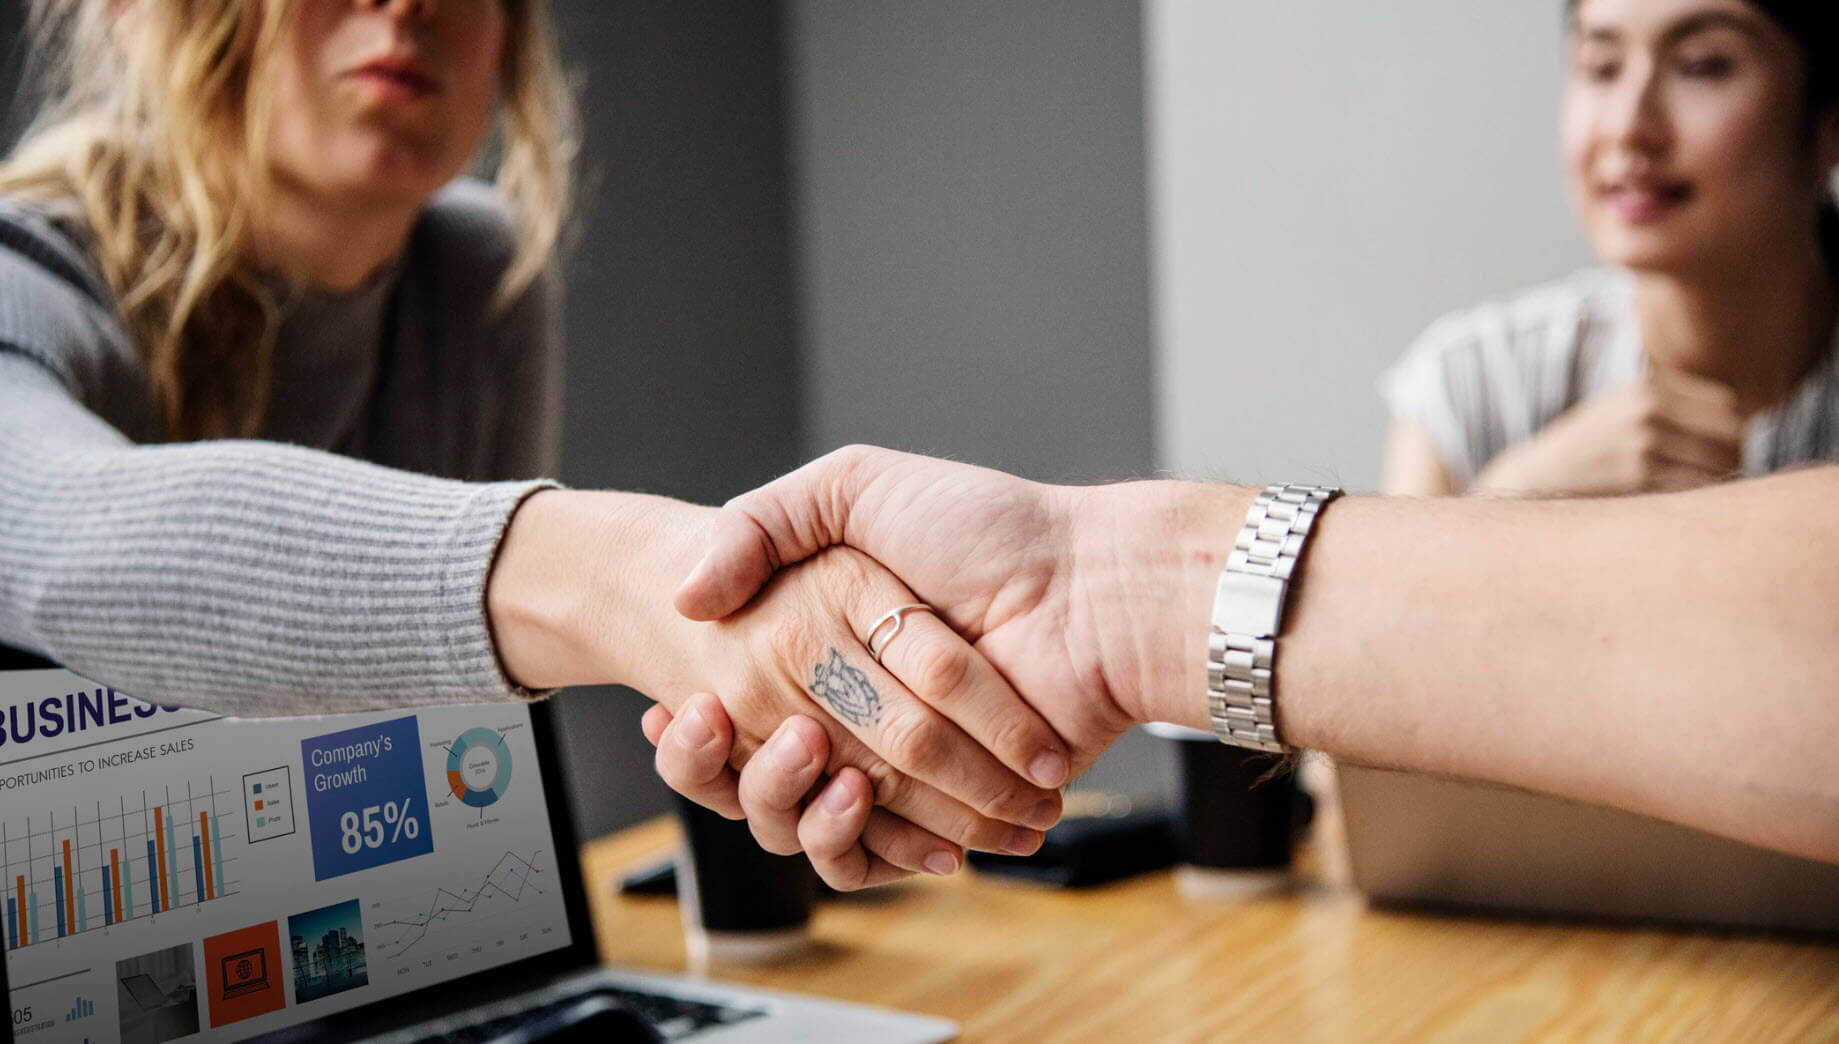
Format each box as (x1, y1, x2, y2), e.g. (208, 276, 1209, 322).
(673, 511, 782, 620)
(673, 446, 883, 620)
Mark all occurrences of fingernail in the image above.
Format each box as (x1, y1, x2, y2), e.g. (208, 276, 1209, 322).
(1029, 751, 1068, 788)
(676, 705, 715, 750)
(924, 851, 959, 876)
(769, 728, 814, 773)
(1004, 827, 1042, 856)
(823, 782, 858, 814)
(1024, 800, 1060, 832)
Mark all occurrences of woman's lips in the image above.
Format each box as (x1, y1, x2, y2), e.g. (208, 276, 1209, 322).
(348, 60, 440, 103)
(1601, 180, 1692, 225)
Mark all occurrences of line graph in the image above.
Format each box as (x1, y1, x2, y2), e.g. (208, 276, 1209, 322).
(370, 850, 545, 959)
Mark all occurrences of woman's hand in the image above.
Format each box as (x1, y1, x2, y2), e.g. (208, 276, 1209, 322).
(485, 490, 1069, 865)
(1471, 373, 1744, 496)
(642, 698, 922, 890)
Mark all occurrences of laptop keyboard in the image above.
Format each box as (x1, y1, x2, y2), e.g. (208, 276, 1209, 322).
(427, 984, 767, 1042)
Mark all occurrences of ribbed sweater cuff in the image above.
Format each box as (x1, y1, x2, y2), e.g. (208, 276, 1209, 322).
(439, 479, 562, 704)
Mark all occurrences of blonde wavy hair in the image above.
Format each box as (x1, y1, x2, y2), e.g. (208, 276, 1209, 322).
(0, 0, 577, 440)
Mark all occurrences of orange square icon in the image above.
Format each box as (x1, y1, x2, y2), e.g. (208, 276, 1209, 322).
(254, 800, 264, 811)
(203, 920, 286, 1028)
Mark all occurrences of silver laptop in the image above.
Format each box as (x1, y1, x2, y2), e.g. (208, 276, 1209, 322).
(1338, 762, 1839, 935)
(0, 663, 955, 1043)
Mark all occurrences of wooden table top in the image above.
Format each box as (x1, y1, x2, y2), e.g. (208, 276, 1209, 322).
(581, 817, 1839, 1043)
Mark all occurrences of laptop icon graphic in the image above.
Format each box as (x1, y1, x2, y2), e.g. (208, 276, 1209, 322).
(220, 949, 270, 1000)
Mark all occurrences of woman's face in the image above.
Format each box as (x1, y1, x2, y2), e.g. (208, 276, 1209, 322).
(267, 0, 505, 210)
(1561, 0, 1839, 274)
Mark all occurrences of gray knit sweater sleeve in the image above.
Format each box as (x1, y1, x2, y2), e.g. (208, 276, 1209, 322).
(0, 200, 559, 717)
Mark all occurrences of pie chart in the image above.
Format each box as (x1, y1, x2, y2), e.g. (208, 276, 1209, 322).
(447, 727, 512, 808)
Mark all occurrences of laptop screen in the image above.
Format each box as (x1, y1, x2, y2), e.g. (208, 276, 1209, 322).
(1, 667, 599, 1044)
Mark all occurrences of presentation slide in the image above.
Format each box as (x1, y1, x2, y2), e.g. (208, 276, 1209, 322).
(0, 669, 572, 1043)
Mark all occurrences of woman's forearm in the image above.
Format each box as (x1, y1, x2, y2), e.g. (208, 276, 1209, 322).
(486, 489, 716, 692)
(0, 356, 558, 715)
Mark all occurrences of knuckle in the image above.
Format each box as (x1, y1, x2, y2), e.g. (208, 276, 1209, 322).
(764, 612, 824, 669)
(720, 683, 771, 734)
(975, 778, 1037, 823)
(983, 713, 1047, 768)
(815, 859, 867, 893)
(735, 765, 775, 811)
(813, 551, 876, 609)
(1632, 429, 1662, 463)
(859, 756, 908, 808)
(857, 823, 916, 870)
(833, 444, 877, 472)
(877, 709, 944, 775)
(958, 812, 1013, 853)
(748, 821, 802, 857)
(920, 806, 986, 851)
(799, 815, 857, 863)
(651, 744, 689, 790)
(903, 635, 971, 699)
(727, 734, 761, 770)
(744, 762, 803, 812)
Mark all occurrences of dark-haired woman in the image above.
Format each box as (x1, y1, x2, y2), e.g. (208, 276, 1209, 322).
(1382, 0, 1839, 497)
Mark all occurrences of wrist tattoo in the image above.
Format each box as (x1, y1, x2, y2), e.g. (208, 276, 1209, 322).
(809, 648, 882, 727)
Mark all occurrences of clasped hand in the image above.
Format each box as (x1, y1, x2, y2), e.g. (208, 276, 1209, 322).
(641, 447, 1224, 889)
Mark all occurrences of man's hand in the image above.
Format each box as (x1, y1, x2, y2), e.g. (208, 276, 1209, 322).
(676, 446, 1250, 766)
(662, 447, 1253, 885)
(680, 448, 1125, 774)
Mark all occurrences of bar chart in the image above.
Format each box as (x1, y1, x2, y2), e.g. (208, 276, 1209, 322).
(1, 779, 239, 950)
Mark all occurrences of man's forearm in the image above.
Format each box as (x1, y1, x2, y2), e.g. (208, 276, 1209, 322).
(1094, 469, 1839, 864)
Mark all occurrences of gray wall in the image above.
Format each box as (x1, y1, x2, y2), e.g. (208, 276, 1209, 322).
(783, 0, 1168, 796)
(785, 0, 1154, 484)
(0, 0, 23, 145)
(1147, 0, 1594, 487)
(545, 2, 804, 837)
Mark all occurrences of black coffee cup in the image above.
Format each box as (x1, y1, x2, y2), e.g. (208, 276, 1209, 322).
(673, 795, 819, 963)
(1147, 723, 1304, 898)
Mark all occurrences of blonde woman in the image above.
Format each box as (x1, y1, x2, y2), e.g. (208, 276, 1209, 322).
(0, 0, 1073, 886)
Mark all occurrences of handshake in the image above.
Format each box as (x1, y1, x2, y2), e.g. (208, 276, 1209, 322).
(488, 445, 1839, 882)
(489, 444, 1268, 891)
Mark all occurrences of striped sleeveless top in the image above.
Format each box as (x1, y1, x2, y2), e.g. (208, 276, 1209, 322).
(1380, 268, 1839, 487)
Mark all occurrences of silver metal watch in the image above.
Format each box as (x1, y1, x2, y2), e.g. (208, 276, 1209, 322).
(1206, 483, 1343, 752)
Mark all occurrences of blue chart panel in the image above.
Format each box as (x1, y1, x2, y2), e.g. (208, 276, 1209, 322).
(302, 716, 434, 881)
(445, 728, 512, 809)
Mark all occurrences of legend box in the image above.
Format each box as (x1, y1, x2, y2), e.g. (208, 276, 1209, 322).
(243, 765, 297, 843)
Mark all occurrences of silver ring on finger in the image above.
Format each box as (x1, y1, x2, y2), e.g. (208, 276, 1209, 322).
(866, 603, 935, 665)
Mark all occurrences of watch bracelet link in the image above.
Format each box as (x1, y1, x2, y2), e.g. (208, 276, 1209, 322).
(1207, 483, 1342, 752)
